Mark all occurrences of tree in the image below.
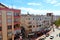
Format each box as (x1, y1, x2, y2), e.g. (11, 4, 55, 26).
(54, 18, 60, 27)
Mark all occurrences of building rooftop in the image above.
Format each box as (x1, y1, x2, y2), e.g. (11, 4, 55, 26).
(0, 3, 8, 8)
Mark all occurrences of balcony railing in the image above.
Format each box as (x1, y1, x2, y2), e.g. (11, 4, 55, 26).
(14, 15, 20, 16)
(14, 13, 20, 17)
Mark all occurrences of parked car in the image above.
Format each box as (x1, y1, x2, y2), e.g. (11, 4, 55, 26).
(50, 36, 54, 39)
(59, 33, 60, 37)
(28, 32, 35, 38)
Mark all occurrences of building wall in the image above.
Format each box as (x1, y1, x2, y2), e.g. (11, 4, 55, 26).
(53, 16, 60, 21)
(2, 10, 7, 40)
(0, 6, 5, 8)
(0, 3, 21, 40)
(20, 13, 53, 33)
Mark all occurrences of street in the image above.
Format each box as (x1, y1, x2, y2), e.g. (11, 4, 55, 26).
(36, 25, 60, 40)
(45, 28, 60, 40)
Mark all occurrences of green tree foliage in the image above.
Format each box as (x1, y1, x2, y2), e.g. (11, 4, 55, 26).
(54, 18, 60, 27)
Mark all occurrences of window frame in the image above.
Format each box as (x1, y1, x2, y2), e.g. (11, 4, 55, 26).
(7, 25, 12, 30)
(14, 13, 19, 16)
(0, 20, 2, 24)
(7, 19, 12, 23)
(0, 11, 2, 15)
(0, 27, 2, 31)
(7, 11, 12, 16)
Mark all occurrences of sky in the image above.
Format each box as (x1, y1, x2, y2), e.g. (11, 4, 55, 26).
(0, 0, 60, 15)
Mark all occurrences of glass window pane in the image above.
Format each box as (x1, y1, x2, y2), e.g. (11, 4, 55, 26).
(8, 31, 12, 36)
(7, 25, 12, 29)
(14, 18, 19, 22)
(0, 27, 2, 31)
(7, 12, 12, 15)
(7, 19, 12, 23)
(14, 13, 19, 16)
(0, 11, 2, 15)
(0, 20, 1, 24)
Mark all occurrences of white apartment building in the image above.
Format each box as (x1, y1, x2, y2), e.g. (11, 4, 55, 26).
(20, 13, 53, 33)
(53, 15, 60, 21)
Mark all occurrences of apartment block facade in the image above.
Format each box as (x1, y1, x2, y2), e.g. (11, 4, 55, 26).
(20, 13, 53, 34)
(0, 3, 21, 40)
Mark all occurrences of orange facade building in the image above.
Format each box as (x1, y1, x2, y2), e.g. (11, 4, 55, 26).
(0, 3, 21, 40)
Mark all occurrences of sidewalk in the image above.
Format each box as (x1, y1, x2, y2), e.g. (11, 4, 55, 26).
(36, 29, 53, 40)
(36, 35, 46, 40)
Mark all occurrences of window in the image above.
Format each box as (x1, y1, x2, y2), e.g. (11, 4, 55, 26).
(7, 25, 12, 29)
(14, 18, 19, 22)
(38, 18, 39, 20)
(45, 17, 48, 19)
(7, 19, 12, 23)
(33, 26, 35, 27)
(0, 27, 2, 31)
(33, 18, 34, 20)
(37, 25, 38, 27)
(28, 22, 31, 24)
(47, 13, 52, 16)
(0, 20, 1, 24)
(7, 12, 12, 16)
(28, 25, 32, 28)
(0, 11, 2, 15)
(14, 25, 16, 28)
(39, 25, 41, 27)
(14, 13, 19, 16)
(36, 18, 39, 20)
(28, 18, 30, 20)
(14, 24, 20, 28)
(8, 31, 12, 36)
(40, 18, 41, 20)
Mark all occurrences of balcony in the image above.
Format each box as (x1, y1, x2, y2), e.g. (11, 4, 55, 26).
(14, 14, 20, 16)
(14, 21, 20, 25)
(7, 31, 12, 37)
(14, 24, 20, 29)
(14, 13, 20, 18)
(7, 25, 12, 30)
(14, 19, 20, 25)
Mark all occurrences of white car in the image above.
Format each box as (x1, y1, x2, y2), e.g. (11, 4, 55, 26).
(50, 36, 54, 39)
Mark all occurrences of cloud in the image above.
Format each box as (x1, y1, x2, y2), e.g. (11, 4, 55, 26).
(51, 0, 57, 4)
(54, 3, 60, 6)
(45, 0, 60, 6)
(27, 3, 41, 6)
(7, 5, 60, 15)
(45, 0, 57, 4)
(19, 7, 60, 15)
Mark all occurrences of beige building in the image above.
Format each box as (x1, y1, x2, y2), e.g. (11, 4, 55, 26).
(20, 13, 53, 33)
(0, 3, 21, 40)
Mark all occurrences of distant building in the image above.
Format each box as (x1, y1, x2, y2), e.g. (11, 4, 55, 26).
(20, 13, 53, 34)
(0, 3, 21, 40)
(53, 15, 60, 21)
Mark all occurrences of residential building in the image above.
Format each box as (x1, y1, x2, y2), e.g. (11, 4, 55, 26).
(53, 15, 60, 21)
(0, 3, 21, 40)
(20, 13, 53, 34)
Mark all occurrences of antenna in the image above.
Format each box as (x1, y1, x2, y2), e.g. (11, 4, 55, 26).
(11, 0, 13, 9)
